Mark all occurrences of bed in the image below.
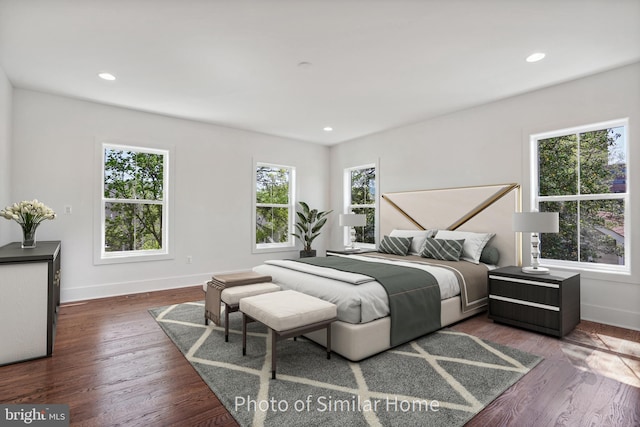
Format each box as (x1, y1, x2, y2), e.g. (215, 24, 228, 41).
(253, 183, 521, 361)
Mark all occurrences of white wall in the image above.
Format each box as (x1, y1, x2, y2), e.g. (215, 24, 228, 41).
(10, 89, 330, 302)
(329, 62, 640, 331)
(7, 63, 639, 330)
(0, 66, 12, 246)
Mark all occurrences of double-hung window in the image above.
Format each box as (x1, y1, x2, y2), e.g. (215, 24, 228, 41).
(344, 164, 377, 247)
(98, 143, 170, 263)
(254, 162, 295, 251)
(531, 119, 629, 272)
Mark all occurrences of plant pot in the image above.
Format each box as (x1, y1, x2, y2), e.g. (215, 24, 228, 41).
(299, 250, 316, 258)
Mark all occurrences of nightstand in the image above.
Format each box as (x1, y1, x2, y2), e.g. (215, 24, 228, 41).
(326, 248, 377, 256)
(488, 266, 580, 337)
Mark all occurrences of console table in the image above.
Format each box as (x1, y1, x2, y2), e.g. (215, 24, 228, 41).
(0, 241, 61, 365)
(488, 265, 580, 337)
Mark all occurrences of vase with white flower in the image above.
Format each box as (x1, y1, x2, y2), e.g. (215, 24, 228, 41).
(0, 199, 56, 248)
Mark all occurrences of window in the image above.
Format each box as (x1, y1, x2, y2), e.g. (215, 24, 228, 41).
(531, 119, 628, 272)
(344, 164, 377, 247)
(254, 162, 295, 251)
(99, 143, 170, 262)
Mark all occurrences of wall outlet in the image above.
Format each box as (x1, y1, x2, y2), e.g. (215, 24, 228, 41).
(186, 256, 193, 264)
(64, 205, 72, 214)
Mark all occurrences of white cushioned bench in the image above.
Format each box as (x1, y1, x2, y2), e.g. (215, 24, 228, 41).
(204, 271, 272, 326)
(219, 283, 280, 342)
(239, 290, 337, 379)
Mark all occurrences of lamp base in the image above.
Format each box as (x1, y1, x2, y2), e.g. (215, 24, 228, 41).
(521, 266, 550, 275)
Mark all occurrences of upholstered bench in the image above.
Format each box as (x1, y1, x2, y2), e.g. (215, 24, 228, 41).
(220, 283, 280, 342)
(204, 271, 272, 326)
(240, 290, 337, 379)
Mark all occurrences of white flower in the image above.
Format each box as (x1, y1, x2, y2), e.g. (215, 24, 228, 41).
(0, 199, 56, 229)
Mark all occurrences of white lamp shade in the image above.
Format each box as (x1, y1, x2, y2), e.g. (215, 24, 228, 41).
(513, 212, 559, 233)
(339, 213, 366, 227)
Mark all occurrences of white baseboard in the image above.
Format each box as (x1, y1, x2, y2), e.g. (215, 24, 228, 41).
(60, 269, 251, 303)
(581, 303, 640, 332)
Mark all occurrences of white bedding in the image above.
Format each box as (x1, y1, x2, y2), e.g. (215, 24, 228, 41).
(252, 254, 461, 324)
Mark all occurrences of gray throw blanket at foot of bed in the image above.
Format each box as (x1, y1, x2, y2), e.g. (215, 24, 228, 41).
(294, 256, 441, 346)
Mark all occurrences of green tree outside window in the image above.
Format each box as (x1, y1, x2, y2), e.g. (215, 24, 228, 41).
(349, 166, 376, 244)
(103, 147, 166, 253)
(536, 124, 626, 267)
(255, 165, 293, 246)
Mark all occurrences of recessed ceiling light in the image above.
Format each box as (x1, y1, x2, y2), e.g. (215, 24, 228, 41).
(98, 72, 116, 81)
(526, 52, 546, 63)
(323, 127, 333, 132)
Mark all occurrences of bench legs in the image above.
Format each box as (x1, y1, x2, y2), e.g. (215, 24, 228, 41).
(326, 322, 331, 359)
(242, 313, 247, 356)
(271, 329, 277, 379)
(205, 302, 237, 343)
(270, 325, 331, 379)
(242, 315, 336, 379)
(224, 303, 241, 342)
(225, 303, 230, 342)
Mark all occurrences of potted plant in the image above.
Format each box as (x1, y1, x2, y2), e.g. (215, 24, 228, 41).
(293, 201, 332, 258)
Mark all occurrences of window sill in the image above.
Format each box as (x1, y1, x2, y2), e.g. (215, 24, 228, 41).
(540, 261, 632, 283)
(95, 251, 173, 265)
(253, 244, 297, 255)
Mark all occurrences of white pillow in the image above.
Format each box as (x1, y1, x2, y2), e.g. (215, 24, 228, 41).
(434, 230, 495, 264)
(390, 229, 436, 255)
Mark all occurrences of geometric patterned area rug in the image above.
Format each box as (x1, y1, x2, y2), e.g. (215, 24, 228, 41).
(149, 301, 542, 427)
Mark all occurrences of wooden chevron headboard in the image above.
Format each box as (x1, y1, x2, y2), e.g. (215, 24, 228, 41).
(381, 183, 522, 266)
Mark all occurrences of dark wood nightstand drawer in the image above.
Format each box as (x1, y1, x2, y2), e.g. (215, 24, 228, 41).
(489, 297, 560, 331)
(489, 275, 560, 307)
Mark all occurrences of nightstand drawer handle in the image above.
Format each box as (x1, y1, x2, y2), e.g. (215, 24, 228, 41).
(489, 275, 559, 289)
(489, 295, 560, 311)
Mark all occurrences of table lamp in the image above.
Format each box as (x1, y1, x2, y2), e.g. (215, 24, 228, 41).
(513, 211, 559, 274)
(339, 213, 366, 250)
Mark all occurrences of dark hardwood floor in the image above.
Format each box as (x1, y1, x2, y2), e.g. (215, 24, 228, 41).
(0, 286, 638, 426)
(450, 315, 640, 426)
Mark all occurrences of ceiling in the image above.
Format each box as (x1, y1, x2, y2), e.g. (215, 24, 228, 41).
(0, 0, 638, 145)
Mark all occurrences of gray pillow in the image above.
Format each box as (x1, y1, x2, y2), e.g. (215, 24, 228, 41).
(378, 235, 412, 256)
(420, 238, 465, 261)
(480, 245, 500, 265)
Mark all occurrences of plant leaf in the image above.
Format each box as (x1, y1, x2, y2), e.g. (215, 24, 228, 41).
(299, 201, 310, 215)
(311, 217, 327, 233)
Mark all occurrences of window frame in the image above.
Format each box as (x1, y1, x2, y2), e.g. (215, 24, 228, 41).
(530, 118, 630, 274)
(343, 163, 378, 249)
(94, 140, 174, 265)
(252, 161, 296, 253)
